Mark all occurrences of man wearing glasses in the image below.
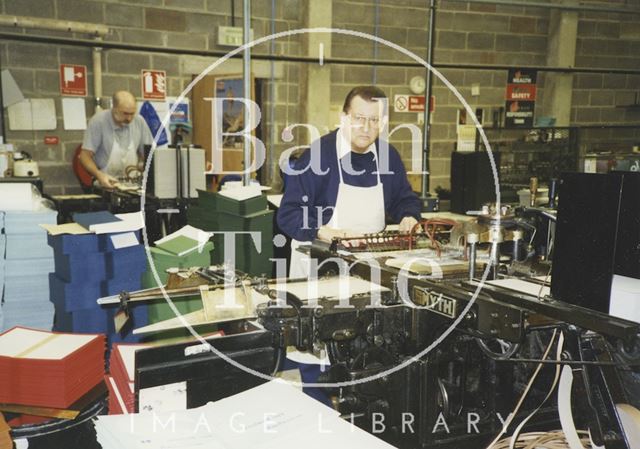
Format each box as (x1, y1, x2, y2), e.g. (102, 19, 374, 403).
(278, 85, 421, 277)
(79, 90, 152, 188)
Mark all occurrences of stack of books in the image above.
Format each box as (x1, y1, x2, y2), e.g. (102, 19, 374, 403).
(187, 189, 273, 276)
(0, 211, 5, 330)
(47, 212, 148, 345)
(142, 226, 213, 324)
(0, 326, 105, 408)
(106, 343, 148, 414)
(1, 203, 57, 331)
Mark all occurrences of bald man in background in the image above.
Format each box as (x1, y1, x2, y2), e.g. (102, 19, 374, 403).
(79, 90, 152, 188)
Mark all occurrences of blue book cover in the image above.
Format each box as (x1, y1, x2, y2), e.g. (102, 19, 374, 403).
(73, 211, 122, 230)
(54, 252, 107, 283)
(48, 233, 100, 255)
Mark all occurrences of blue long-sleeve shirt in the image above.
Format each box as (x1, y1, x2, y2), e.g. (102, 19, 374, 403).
(277, 130, 421, 241)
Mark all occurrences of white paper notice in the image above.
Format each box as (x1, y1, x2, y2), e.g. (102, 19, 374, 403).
(1, 69, 24, 107)
(8, 99, 57, 130)
(62, 97, 87, 130)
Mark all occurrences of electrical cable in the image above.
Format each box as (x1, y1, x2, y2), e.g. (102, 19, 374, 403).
(485, 329, 558, 448)
(490, 430, 593, 449)
(508, 332, 565, 448)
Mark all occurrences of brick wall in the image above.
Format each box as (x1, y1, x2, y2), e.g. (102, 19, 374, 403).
(0, 0, 638, 195)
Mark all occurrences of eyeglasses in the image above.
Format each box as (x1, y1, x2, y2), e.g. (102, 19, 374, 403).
(350, 114, 382, 129)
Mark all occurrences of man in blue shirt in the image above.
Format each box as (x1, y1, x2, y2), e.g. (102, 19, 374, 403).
(79, 91, 152, 188)
(277, 86, 421, 277)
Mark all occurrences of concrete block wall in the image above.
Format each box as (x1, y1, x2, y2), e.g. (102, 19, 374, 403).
(0, 0, 638, 195)
(0, 0, 306, 194)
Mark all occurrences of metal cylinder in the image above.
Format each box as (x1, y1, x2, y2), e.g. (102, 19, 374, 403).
(512, 229, 523, 262)
(467, 233, 478, 280)
(529, 176, 538, 207)
(548, 178, 558, 208)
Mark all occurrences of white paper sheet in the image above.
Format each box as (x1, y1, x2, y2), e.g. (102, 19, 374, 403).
(0, 184, 34, 211)
(218, 184, 262, 201)
(610, 275, 640, 324)
(486, 278, 550, 298)
(8, 99, 56, 130)
(155, 225, 212, 247)
(116, 344, 147, 381)
(90, 211, 144, 234)
(110, 232, 140, 249)
(96, 380, 394, 449)
(0, 327, 95, 359)
(62, 97, 87, 130)
(267, 194, 283, 208)
(138, 381, 187, 413)
(275, 276, 388, 302)
(108, 376, 129, 414)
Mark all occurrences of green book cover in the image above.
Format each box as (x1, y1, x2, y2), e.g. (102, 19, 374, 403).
(155, 235, 200, 256)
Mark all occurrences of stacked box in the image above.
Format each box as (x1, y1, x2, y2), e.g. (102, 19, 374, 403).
(187, 190, 273, 276)
(0, 212, 4, 330)
(1, 206, 57, 331)
(48, 230, 148, 345)
(141, 242, 214, 324)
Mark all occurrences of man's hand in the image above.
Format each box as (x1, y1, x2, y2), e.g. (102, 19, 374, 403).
(317, 226, 368, 249)
(399, 216, 419, 233)
(96, 172, 118, 189)
(317, 226, 363, 241)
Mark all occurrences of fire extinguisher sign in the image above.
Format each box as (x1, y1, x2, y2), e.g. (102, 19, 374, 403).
(141, 70, 166, 100)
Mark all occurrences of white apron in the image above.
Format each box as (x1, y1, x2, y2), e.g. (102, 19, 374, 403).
(289, 147, 385, 278)
(103, 128, 138, 178)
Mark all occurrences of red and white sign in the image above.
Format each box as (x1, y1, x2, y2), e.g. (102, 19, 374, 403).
(60, 64, 87, 96)
(44, 136, 59, 145)
(394, 95, 435, 113)
(141, 70, 166, 100)
(506, 84, 537, 101)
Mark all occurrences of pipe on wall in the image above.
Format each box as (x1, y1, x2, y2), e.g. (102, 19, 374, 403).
(420, 0, 436, 201)
(92, 42, 103, 112)
(442, 0, 640, 15)
(243, 0, 252, 186)
(2, 31, 640, 76)
(0, 15, 109, 115)
(0, 15, 109, 36)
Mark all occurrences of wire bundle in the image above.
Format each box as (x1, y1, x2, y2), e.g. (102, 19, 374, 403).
(491, 430, 592, 449)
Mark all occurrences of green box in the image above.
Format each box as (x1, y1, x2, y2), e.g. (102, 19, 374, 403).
(196, 189, 268, 215)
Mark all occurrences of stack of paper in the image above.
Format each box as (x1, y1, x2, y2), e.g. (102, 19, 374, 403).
(46, 212, 148, 346)
(0, 327, 105, 408)
(95, 380, 395, 449)
(0, 184, 34, 211)
(1, 205, 57, 331)
(106, 343, 148, 414)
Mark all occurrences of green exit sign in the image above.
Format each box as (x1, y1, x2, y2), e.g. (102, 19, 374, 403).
(217, 26, 254, 47)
